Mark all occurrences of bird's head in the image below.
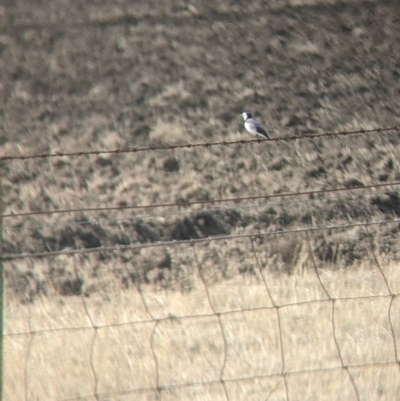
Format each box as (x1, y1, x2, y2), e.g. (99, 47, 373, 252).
(241, 112, 252, 121)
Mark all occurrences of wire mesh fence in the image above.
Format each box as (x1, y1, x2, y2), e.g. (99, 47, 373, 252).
(2, 126, 400, 400)
(3, 218, 400, 400)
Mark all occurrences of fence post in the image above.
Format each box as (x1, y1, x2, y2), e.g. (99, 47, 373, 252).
(0, 176, 4, 400)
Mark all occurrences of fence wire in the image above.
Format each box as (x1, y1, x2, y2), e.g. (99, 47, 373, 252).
(4, 220, 400, 401)
(4, 180, 400, 220)
(1, 187, 389, 233)
(3, 125, 400, 400)
(1, 126, 398, 162)
(2, 217, 400, 261)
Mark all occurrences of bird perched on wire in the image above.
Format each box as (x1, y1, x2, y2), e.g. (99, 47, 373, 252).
(241, 112, 270, 140)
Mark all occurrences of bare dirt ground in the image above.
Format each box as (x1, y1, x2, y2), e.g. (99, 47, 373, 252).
(1, 0, 400, 300)
(1, 0, 400, 400)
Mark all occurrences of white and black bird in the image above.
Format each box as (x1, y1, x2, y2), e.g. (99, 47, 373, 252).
(241, 112, 270, 140)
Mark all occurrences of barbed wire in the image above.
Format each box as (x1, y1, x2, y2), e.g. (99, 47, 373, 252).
(4, 180, 399, 219)
(2, 189, 384, 233)
(2, 217, 399, 261)
(1, 126, 398, 162)
(3, 186, 396, 235)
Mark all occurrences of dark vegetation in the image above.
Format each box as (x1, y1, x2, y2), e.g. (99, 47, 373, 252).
(2, 0, 400, 301)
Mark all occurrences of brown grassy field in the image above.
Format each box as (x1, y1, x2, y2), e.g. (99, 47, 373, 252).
(2, 0, 400, 399)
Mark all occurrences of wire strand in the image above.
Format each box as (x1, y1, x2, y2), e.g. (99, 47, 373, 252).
(1, 126, 398, 162)
(1, 188, 388, 233)
(4, 180, 400, 219)
(2, 217, 398, 261)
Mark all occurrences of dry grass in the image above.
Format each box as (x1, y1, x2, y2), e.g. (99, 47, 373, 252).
(4, 229, 400, 400)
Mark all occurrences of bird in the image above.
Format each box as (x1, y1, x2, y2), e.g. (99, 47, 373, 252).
(241, 112, 270, 140)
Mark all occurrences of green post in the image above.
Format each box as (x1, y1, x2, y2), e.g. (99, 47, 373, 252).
(0, 177, 3, 399)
